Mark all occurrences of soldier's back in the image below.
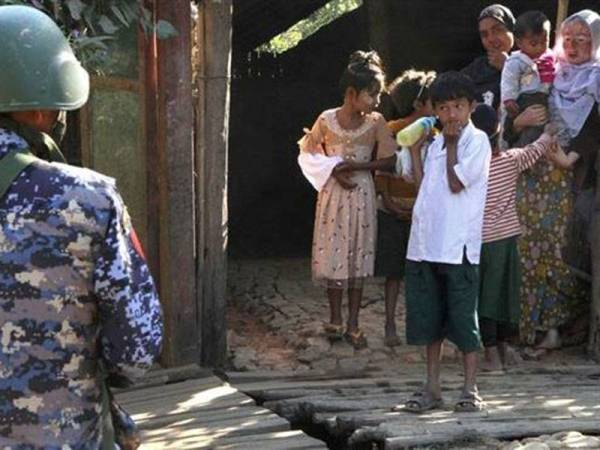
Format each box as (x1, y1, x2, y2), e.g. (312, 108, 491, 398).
(1, 128, 123, 448)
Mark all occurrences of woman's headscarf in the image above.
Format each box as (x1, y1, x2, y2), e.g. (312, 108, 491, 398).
(478, 4, 515, 32)
(555, 10, 600, 63)
(551, 10, 600, 144)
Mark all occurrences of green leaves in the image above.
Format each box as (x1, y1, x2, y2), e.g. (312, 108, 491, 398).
(98, 14, 118, 34)
(257, 0, 363, 55)
(156, 19, 178, 39)
(0, 0, 178, 71)
(110, 4, 129, 26)
(66, 0, 85, 20)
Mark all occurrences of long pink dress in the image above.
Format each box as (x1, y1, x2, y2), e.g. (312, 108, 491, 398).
(298, 108, 397, 286)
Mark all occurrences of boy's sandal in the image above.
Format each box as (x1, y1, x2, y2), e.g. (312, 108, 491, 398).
(323, 323, 344, 341)
(454, 390, 486, 413)
(398, 390, 444, 413)
(384, 335, 402, 347)
(344, 329, 368, 349)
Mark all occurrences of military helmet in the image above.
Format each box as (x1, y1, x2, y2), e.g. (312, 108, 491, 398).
(0, 5, 89, 113)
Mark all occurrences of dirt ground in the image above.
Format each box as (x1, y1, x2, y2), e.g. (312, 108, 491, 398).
(226, 257, 594, 374)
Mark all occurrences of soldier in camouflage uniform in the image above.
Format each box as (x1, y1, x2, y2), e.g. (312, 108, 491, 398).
(0, 5, 163, 449)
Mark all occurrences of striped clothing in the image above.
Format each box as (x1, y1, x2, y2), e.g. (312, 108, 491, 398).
(482, 134, 551, 243)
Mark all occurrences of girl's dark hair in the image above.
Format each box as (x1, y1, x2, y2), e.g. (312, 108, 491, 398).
(471, 103, 499, 146)
(429, 71, 476, 106)
(514, 10, 550, 38)
(388, 69, 436, 117)
(339, 50, 385, 96)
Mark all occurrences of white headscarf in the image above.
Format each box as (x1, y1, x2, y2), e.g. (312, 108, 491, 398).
(551, 10, 600, 144)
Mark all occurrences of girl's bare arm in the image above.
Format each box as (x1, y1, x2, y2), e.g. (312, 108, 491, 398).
(334, 155, 397, 173)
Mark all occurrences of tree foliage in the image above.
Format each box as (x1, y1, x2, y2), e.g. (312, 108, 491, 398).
(258, 0, 363, 55)
(0, 0, 177, 69)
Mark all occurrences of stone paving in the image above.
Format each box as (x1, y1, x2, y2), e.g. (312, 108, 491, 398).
(226, 257, 594, 373)
(227, 257, 443, 373)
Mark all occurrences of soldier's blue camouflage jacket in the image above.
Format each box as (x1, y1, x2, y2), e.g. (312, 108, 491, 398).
(0, 128, 164, 449)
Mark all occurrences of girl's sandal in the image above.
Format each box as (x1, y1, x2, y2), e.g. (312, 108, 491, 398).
(344, 329, 368, 350)
(323, 323, 344, 341)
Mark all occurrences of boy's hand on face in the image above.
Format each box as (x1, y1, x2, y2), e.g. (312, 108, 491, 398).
(443, 121, 463, 149)
(487, 49, 508, 71)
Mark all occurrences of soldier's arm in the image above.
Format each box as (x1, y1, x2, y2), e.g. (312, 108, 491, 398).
(93, 190, 163, 382)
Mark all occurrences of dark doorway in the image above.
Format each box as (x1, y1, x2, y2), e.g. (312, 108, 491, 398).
(229, 4, 369, 259)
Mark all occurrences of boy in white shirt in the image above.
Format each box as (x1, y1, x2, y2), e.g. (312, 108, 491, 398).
(333, 75, 491, 411)
(400, 72, 491, 413)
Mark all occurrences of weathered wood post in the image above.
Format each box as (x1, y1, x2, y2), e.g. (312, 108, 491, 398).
(195, 0, 233, 367)
(589, 161, 600, 360)
(555, 0, 570, 35)
(155, 0, 199, 366)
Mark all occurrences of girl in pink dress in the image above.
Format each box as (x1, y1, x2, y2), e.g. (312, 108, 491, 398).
(298, 51, 397, 349)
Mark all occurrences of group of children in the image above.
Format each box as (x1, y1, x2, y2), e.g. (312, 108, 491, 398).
(297, 6, 600, 413)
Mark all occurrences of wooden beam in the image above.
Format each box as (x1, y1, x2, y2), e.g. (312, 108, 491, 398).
(195, 0, 232, 367)
(143, 1, 161, 304)
(194, 1, 206, 368)
(589, 177, 600, 360)
(156, 0, 198, 366)
(555, 0, 570, 40)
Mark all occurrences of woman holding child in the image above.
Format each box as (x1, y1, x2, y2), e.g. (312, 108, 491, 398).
(462, 4, 560, 351)
(507, 10, 596, 350)
(549, 9, 600, 271)
(461, 4, 515, 109)
(543, 10, 600, 347)
(462, 4, 549, 130)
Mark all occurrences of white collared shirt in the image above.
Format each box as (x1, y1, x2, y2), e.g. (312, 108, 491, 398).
(405, 122, 491, 265)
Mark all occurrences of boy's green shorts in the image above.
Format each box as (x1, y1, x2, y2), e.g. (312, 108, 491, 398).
(405, 259, 482, 353)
